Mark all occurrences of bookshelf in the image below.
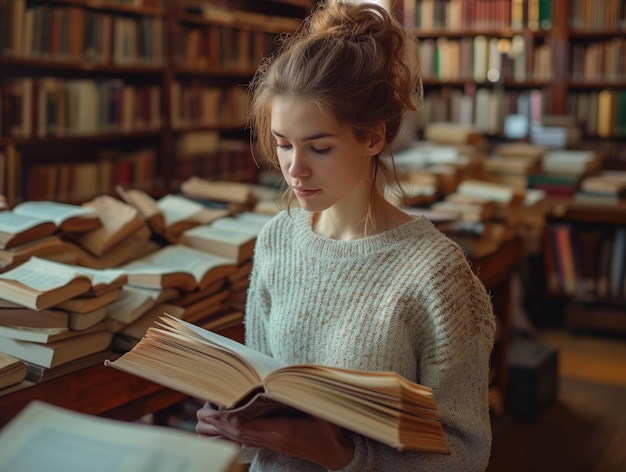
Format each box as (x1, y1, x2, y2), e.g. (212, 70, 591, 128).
(543, 202, 626, 334)
(399, 0, 626, 165)
(0, 0, 314, 206)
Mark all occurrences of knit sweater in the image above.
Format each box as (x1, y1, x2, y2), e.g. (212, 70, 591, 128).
(242, 208, 495, 472)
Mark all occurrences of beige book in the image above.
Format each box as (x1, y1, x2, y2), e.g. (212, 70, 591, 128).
(0, 306, 69, 330)
(106, 286, 157, 327)
(0, 257, 92, 311)
(0, 323, 112, 368)
(68, 305, 109, 331)
(68, 194, 149, 256)
(180, 176, 259, 206)
(62, 229, 158, 270)
(11, 200, 102, 233)
(117, 187, 229, 243)
(25, 350, 110, 383)
(118, 303, 185, 340)
(0, 401, 243, 472)
(122, 245, 237, 292)
(0, 351, 27, 390)
(0, 212, 57, 250)
(180, 222, 256, 264)
(0, 235, 70, 267)
(107, 315, 450, 455)
(55, 288, 121, 314)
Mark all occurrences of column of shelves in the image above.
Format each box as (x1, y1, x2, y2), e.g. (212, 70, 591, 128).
(166, 1, 308, 189)
(565, 1, 626, 168)
(401, 0, 626, 166)
(402, 0, 557, 138)
(0, 0, 167, 206)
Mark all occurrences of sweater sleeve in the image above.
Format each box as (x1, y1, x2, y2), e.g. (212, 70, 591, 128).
(336, 245, 496, 472)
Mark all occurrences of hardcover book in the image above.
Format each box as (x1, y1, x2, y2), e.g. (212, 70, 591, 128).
(107, 315, 450, 454)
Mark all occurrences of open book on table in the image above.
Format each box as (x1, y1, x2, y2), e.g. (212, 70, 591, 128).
(106, 315, 450, 454)
(0, 401, 243, 472)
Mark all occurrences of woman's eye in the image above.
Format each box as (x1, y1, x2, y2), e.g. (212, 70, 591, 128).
(312, 147, 331, 154)
(277, 144, 292, 151)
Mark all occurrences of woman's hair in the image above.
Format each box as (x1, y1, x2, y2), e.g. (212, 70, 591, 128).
(248, 0, 423, 209)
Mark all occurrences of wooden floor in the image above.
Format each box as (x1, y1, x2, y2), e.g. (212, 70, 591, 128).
(487, 329, 626, 472)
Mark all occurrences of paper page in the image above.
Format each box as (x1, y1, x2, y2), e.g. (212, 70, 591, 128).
(0, 257, 91, 291)
(139, 245, 234, 282)
(13, 201, 97, 225)
(0, 212, 49, 233)
(158, 195, 204, 224)
(163, 316, 285, 379)
(0, 401, 240, 472)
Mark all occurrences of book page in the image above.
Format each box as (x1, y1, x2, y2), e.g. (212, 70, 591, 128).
(13, 201, 97, 225)
(138, 245, 235, 282)
(0, 257, 91, 291)
(161, 315, 285, 378)
(0, 401, 241, 472)
(158, 195, 206, 224)
(0, 212, 50, 233)
(83, 195, 139, 233)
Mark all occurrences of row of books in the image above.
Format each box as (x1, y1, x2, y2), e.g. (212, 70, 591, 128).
(403, 0, 552, 32)
(569, 0, 626, 31)
(0, 178, 279, 390)
(418, 34, 551, 84)
(0, 77, 162, 139)
(170, 82, 249, 130)
(175, 23, 276, 73)
(545, 223, 626, 302)
(418, 88, 545, 136)
(24, 148, 157, 203)
(570, 90, 626, 139)
(570, 39, 626, 84)
(0, 1, 165, 66)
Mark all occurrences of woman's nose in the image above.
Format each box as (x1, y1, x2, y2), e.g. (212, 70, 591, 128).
(287, 150, 311, 178)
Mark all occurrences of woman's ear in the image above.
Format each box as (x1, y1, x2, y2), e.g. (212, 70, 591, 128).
(367, 121, 386, 156)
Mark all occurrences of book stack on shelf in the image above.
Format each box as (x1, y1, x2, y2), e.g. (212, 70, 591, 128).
(0, 352, 27, 391)
(433, 178, 527, 257)
(116, 187, 230, 244)
(0, 257, 114, 380)
(61, 195, 156, 269)
(481, 142, 549, 190)
(180, 211, 273, 321)
(529, 149, 602, 198)
(573, 170, 626, 207)
(0, 201, 107, 272)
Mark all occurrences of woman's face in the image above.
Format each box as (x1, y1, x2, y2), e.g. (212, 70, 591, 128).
(270, 96, 380, 214)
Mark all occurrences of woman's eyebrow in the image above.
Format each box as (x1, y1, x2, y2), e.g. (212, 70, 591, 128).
(271, 130, 337, 141)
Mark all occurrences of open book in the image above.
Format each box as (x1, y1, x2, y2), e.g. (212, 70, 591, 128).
(106, 315, 450, 454)
(0, 401, 243, 472)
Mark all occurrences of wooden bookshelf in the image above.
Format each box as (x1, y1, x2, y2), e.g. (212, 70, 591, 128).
(543, 202, 626, 333)
(0, 0, 314, 205)
(399, 0, 626, 164)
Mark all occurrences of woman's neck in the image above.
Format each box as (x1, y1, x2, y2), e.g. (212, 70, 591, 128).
(311, 196, 412, 241)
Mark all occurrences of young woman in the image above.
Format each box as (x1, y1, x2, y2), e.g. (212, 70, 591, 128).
(196, 2, 495, 470)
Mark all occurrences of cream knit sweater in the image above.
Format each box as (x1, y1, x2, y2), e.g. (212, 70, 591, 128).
(242, 208, 495, 472)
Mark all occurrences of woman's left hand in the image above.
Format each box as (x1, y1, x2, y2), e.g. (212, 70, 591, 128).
(200, 412, 355, 470)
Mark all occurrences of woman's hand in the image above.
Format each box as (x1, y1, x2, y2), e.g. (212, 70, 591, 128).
(195, 402, 230, 440)
(196, 403, 355, 470)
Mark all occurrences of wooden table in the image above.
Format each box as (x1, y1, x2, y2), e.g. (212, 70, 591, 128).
(0, 324, 244, 428)
(0, 238, 522, 426)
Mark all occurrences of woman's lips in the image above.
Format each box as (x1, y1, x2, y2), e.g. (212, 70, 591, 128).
(292, 187, 319, 198)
